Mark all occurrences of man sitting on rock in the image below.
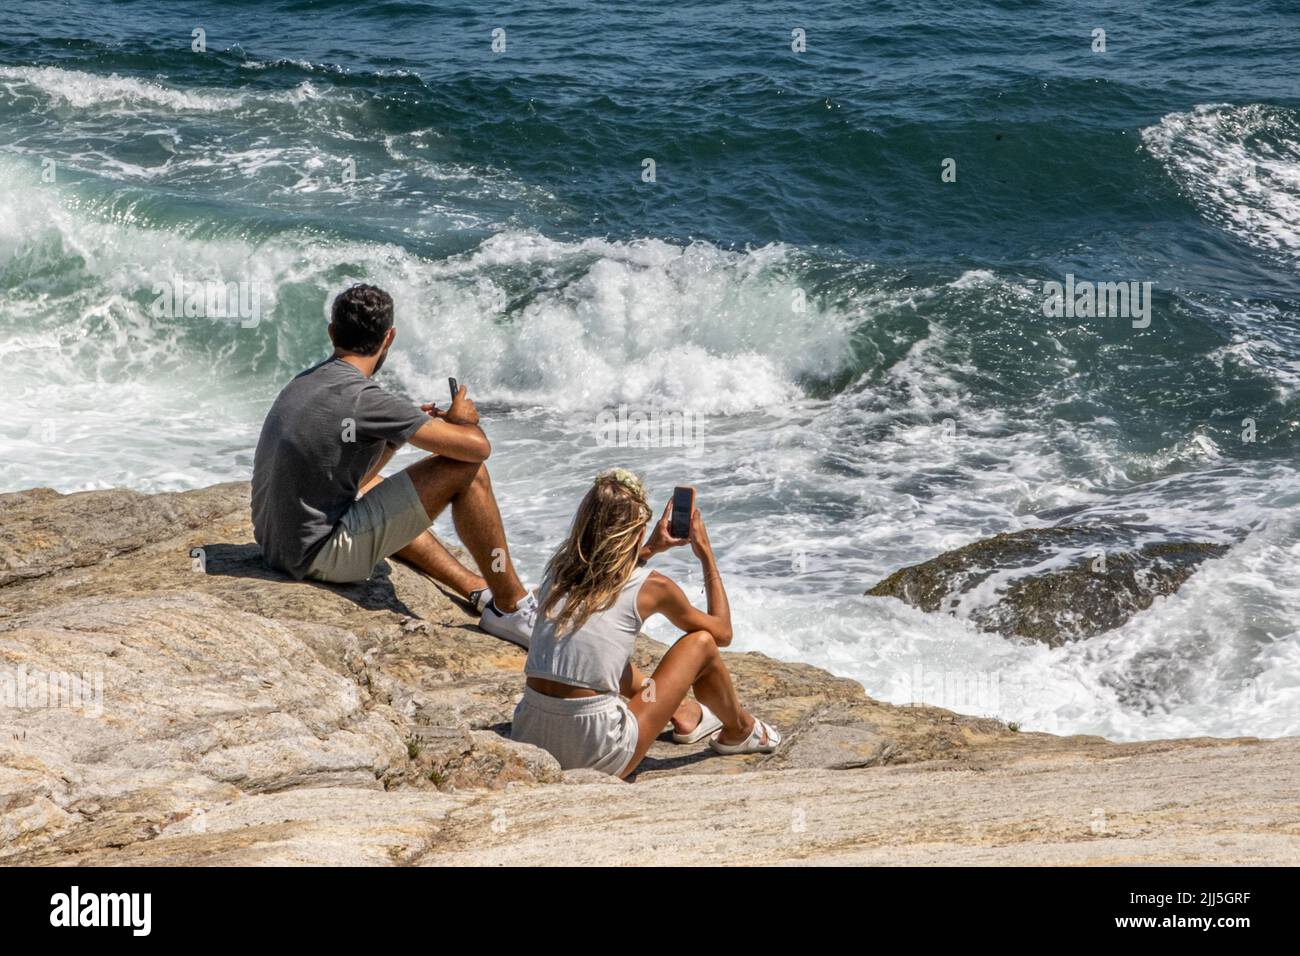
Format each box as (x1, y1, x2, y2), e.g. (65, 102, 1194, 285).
(251, 283, 536, 646)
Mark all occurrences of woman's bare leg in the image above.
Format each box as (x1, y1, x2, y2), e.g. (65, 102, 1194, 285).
(622, 662, 698, 732)
(621, 631, 758, 778)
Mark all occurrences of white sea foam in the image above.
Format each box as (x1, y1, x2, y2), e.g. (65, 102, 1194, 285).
(0, 65, 324, 113)
(1142, 103, 1300, 259)
(0, 65, 248, 112)
(384, 232, 852, 414)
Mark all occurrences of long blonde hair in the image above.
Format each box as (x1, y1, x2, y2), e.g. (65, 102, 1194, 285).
(540, 468, 652, 636)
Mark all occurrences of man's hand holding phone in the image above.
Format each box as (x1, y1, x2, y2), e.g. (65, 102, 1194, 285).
(409, 377, 491, 463)
(422, 378, 479, 427)
(443, 383, 479, 426)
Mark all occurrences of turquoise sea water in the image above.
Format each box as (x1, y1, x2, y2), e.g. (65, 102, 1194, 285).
(1, 1, 1298, 739)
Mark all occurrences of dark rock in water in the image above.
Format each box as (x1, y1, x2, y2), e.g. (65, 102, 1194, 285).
(865, 527, 1228, 646)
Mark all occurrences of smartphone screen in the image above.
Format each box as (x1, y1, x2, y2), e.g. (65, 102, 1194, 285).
(448, 377, 458, 401)
(670, 486, 695, 539)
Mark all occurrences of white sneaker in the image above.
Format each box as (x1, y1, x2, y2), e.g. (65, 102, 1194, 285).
(478, 592, 537, 649)
(467, 587, 493, 613)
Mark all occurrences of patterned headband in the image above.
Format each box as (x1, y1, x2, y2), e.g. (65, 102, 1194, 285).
(595, 467, 648, 504)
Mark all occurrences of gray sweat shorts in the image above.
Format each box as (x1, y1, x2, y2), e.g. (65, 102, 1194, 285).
(511, 685, 639, 776)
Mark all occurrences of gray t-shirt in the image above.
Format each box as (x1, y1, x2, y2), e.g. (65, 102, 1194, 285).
(251, 357, 428, 578)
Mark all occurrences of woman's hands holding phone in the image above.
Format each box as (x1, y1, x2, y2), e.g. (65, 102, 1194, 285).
(638, 497, 729, 643)
(643, 499, 713, 563)
(688, 508, 713, 562)
(643, 499, 688, 558)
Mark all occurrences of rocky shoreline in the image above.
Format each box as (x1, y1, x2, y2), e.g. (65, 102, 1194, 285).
(2, 483, 1296, 865)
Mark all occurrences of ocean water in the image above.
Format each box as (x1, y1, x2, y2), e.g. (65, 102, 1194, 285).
(1, 0, 1298, 741)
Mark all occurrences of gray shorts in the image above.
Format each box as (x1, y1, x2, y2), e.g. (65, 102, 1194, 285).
(511, 686, 639, 776)
(306, 471, 431, 584)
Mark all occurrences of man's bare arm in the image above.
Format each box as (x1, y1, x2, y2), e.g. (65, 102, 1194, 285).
(359, 443, 399, 492)
(407, 418, 491, 462)
(406, 385, 491, 462)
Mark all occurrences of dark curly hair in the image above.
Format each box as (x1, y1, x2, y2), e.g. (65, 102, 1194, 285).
(330, 284, 394, 355)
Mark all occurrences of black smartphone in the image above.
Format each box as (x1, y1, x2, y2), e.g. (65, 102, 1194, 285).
(448, 377, 459, 402)
(670, 486, 695, 540)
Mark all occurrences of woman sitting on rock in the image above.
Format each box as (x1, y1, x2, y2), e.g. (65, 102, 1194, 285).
(511, 468, 779, 778)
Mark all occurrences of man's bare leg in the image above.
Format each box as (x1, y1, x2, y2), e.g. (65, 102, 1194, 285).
(359, 456, 485, 599)
(401, 456, 527, 613)
(392, 530, 485, 599)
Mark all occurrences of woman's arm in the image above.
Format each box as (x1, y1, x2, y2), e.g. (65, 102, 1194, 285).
(689, 509, 732, 644)
(637, 509, 733, 646)
(637, 500, 677, 565)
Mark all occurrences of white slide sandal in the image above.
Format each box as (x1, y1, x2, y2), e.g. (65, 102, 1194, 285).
(708, 717, 781, 755)
(672, 703, 724, 744)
